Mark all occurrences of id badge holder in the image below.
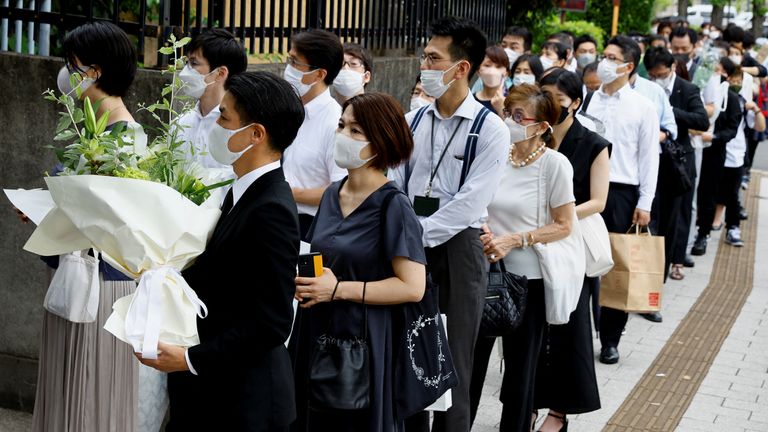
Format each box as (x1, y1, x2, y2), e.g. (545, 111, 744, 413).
(413, 195, 440, 216)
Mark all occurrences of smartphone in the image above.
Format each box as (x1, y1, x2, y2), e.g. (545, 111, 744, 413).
(298, 253, 323, 278)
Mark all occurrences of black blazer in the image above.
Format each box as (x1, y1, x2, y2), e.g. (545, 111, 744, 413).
(712, 90, 743, 154)
(669, 76, 710, 153)
(167, 167, 300, 431)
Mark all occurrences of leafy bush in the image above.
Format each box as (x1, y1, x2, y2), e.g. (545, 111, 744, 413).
(567, 0, 655, 38)
(532, 17, 606, 52)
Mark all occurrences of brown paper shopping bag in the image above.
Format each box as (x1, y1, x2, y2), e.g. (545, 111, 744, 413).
(599, 225, 665, 312)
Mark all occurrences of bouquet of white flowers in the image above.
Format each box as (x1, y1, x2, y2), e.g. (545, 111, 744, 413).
(6, 35, 230, 359)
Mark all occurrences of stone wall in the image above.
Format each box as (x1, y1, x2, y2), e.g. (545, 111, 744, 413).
(0, 51, 419, 412)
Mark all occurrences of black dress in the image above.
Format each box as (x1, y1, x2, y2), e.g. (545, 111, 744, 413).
(289, 179, 426, 432)
(533, 118, 609, 414)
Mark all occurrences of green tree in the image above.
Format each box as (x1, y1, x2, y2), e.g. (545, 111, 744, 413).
(574, 0, 655, 37)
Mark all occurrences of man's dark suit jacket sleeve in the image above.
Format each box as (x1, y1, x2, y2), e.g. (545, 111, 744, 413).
(713, 92, 743, 147)
(673, 84, 710, 132)
(186, 200, 297, 375)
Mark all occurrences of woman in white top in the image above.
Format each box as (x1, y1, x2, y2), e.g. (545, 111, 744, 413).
(468, 84, 576, 432)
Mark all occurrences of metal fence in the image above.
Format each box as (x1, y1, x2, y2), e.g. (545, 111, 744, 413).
(0, 0, 506, 63)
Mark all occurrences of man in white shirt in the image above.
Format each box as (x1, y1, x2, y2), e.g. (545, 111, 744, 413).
(177, 29, 247, 179)
(582, 36, 660, 365)
(281, 29, 347, 240)
(389, 17, 509, 432)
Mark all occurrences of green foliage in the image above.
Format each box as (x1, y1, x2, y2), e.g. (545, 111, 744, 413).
(569, 0, 655, 38)
(532, 17, 606, 52)
(505, 0, 559, 34)
(44, 34, 232, 206)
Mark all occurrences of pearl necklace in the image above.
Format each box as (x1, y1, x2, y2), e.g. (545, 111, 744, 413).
(508, 143, 546, 167)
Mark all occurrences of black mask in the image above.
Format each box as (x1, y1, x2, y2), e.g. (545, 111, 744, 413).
(555, 106, 570, 125)
(673, 53, 691, 64)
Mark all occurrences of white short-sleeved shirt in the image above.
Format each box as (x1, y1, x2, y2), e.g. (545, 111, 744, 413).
(487, 150, 575, 279)
(283, 89, 347, 216)
(177, 104, 234, 178)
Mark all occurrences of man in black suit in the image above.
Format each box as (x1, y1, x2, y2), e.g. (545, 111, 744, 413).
(136, 71, 305, 431)
(644, 47, 709, 283)
(670, 27, 700, 79)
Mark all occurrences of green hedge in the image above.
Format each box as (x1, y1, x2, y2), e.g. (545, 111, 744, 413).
(532, 17, 606, 52)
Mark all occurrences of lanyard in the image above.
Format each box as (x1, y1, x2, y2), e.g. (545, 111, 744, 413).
(427, 116, 465, 196)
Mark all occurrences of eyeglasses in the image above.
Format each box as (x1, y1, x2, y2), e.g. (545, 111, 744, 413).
(600, 54, 626, 63)
(419, 54, 452, 66)
(502, 109, 537, 123)
(286, 57, 317, 71)
(343, 59, 364, 69)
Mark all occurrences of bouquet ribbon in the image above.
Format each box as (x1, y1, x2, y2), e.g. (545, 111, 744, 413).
(125, 266, 208, 359)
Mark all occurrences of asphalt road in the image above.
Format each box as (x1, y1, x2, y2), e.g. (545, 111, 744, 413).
(753, 140, 768, 172)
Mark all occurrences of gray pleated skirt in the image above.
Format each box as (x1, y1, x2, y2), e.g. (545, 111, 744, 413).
(32, 276, 139, 432)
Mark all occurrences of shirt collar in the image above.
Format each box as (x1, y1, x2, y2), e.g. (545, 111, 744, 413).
(193, 102, 221, 120)
(232, 160, 281, 207)
(597, 82, 630, 99)
(304, 88, 336, 120)
(426, 89, 477, 121)
(667, 74, 676, 94)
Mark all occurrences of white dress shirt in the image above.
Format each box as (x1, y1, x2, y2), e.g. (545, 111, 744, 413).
(389, 89, 509, 248)
(585, 83, 660, 211)
(184, 160, 282, 374)
(631, 75, 678, 140)
(282, 89, 347, 216)
(178, 103, 235, 177)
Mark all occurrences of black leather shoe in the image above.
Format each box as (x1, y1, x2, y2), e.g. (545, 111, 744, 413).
(683, 255, 695, 268)
(691, 235, 708, 256)
(599, 346, 619, 364)
(640, 311, 663, 323)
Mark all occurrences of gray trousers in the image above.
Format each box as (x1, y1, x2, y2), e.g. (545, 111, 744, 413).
(405, 228, 486, 432)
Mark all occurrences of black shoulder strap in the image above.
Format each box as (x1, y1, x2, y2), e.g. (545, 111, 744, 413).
(460, 106, 492, 188)
(580, 91, 595, 114)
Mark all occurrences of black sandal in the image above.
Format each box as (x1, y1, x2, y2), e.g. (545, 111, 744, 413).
(538, 411, 568, 432)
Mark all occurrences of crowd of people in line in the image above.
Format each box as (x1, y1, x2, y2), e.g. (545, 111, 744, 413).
(17, 11, 766, 432)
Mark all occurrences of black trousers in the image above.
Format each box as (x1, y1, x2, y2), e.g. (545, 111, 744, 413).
(533, 276, 601, 414)
(715, 165, 744, 229)
(298, 214, 314, 243)
(405, 228, 486, 432)
(697, 144, 727, 239)
(599, 183, 639, 350)
(745, 126, 759, 170)
(651, 154, 683, 282)
(672, 152, 697, 264)
(468, 280, 546, 432)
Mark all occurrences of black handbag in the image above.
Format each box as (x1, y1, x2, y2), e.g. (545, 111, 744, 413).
(660, 133, 693, 196)
(308, 284, 370, 411)
(480, 260, 528, 337)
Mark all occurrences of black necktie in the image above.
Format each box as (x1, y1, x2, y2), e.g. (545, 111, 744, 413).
(221, 189, 234, 215)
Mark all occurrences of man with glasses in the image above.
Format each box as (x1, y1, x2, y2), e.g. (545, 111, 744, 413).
(389, 16, 508, 432)
(332, 43, 373, 104)
(282, 29, 346, 240)
(582, 36, 660, 365)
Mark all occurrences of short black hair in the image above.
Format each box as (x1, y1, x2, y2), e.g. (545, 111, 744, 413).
(504, 26, 532, 51)
(548, 32, 573, 50)
(723, 25, 745, 44)
(574, 34, 597, 51)
(646, 34, 668, 47)
(643, 47, 675, 70)
(343, 43, 373, 74)
(743, 31, 756, 49)
(291, 29, 344, 85)
(670, 26, 698, 45)
(657, 21, 674, 34)
(719, 56, 740, 78)
(224, 71, 305, 153)
(543, 41, 568, 61)
(539, 68, 583, 111)
(63, 21, 136, 97)
(606, 35, 641, 77)
(512, 54, 544, 81)
(582, 60, 599, 76)
(188, 28, 248, 76)
(430, 16, 487, 80)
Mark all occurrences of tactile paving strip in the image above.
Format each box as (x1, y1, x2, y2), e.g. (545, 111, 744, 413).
(603, 174, 762, 431)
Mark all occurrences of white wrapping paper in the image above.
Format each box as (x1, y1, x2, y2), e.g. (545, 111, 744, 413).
(15, 175, 222, 359)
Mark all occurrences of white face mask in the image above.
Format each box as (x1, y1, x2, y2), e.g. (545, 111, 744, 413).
(334, 132, 376, 169)
(729, 55, 743, 65)
(577, 53, 596, 69)
(653, 72, 675, 90)
(410, 97, 431, 111)
(208, 122, 255, 166)
(284, 64, 319, 97)
(179, 64, 217, 99)
(478, 66, 504, 88)
(57, 66, 95, 96)
(540, 56, 555, 70)
(596, 58, 628, 84)
(505, 118, 541, 144)
(333, 69, 366, 97)
(420, 62, 460, 99)
(504, 48, 520, 66)
(512, 73, 536, 87)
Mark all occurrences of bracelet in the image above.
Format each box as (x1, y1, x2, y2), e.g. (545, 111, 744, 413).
(521, 232, 528, 249)
(528, 231, 535, 245)
(331, 280, 341, 301)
